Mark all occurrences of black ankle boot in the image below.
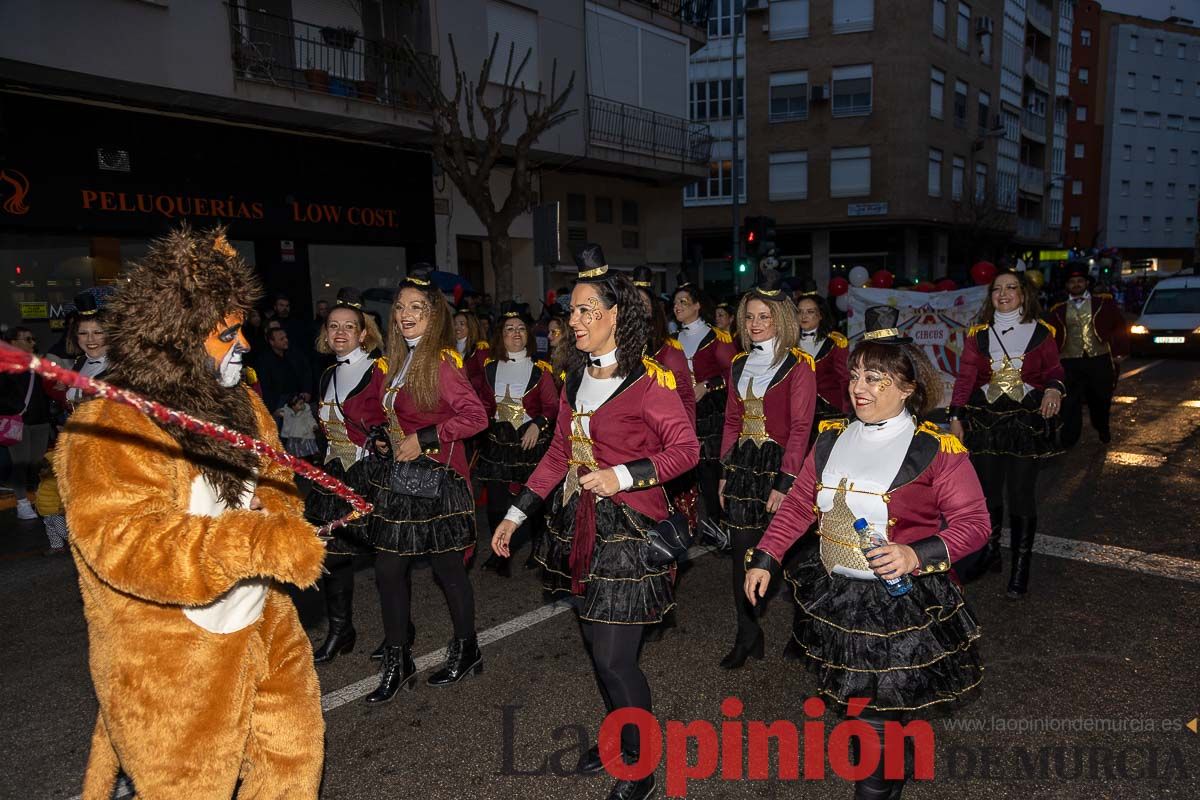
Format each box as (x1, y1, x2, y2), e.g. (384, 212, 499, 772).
(576, 743, 604, 774)
(313, 580, 356, 664)
(1006, 516, 1037, 598)
(718, 629, 764, 670)
(363, 645, 416, 704)
(427, 636, 483, 686)
(371, 620, 416, 661)
(642, 609, 676, 643)
(607, 767, 655, 800)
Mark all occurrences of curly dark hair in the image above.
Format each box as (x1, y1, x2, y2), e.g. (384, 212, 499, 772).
(672, 284, 714, 326)
(565, 274, 650, 378)
(849, 341, 943, 419)
(796, 294, 834, 339)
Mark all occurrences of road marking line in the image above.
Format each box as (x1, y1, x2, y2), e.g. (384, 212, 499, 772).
(1180, 400, 1200, 408)
(1034, 534, 1200, 584)
(1112, 396, 1138, 404)
(1119, 360, 1163, 380)
(1105, 451, 1166, 467)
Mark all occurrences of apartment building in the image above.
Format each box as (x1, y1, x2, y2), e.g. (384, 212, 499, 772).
(680, 0, 1074, 298)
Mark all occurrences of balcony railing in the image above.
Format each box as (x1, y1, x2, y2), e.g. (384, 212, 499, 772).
(588, 95, 713, 165)
(1018, 217, 1045, 238)
(1027, 2, 1053, 35)
(626, 0, 713, 27)
(1019, 164, 1045, 194)
(227, 2, 436, 111)
(1021, 109, 1047, 138)
(1024, 52, 1050, 86)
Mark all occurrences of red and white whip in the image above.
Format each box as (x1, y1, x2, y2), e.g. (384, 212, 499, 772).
(0, 344, 371, 535)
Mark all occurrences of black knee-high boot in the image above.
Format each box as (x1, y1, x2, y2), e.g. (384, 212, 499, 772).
(313, 561, 356, 664)
(1006, 516, 1036, 598)
(984, 506, 1004, 574)
(852, 713, 907, 799)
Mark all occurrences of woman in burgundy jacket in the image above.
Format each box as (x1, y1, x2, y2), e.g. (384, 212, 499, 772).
(796, 291, 850, 435)
(493, 245, 699, 800)
(949, 269, 1065, 597)
(362, 272, 488, 704)
(716, 286, 816, 669)
(475, 303, 560, 575)
(745, 328, 988, 800)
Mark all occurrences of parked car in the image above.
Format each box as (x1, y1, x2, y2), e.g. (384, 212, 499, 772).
(1129, 273, 1200, 356)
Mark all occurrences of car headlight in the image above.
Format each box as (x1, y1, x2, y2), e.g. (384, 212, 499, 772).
(1193, 326, 1200, 335)
(1130, 324, 1149, 335)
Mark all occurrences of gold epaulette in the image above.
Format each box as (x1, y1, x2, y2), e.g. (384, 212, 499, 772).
(818, 418, 847, 434)
(714, 328, 733, 345)
(558, 370, 567, 383)
(243, 367, 258, 385)
(441, 348, 464, 368)
(1050, 301, 1066, 311)
(641, 356, 676, 390)
(732, 351, 748, 363)
(917, 421, 968, 454)
(666, 337, 683, 350)
(1038, 319, 1057, 338)
(535, 359, 553, 373)
(829, 331, 848, 348)
(375, 357, 389, 374)
(484, 357, 495, 367)
(476, 340, 490, 350)
(967, 323, 988, 336)
(791, 348, 816, 370)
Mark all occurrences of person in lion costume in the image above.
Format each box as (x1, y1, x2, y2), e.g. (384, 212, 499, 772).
(56, 225, 328, 799)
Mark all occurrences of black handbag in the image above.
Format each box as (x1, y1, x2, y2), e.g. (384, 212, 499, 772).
(642, 513, 694, 569)
(388, 455, 445, 499)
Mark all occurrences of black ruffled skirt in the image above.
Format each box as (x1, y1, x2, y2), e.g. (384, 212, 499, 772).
(785, 554, 984, 714)
(475, 419, 554, 484)
(964, 388, 1063, 458)
(305, 456, 374, 556)
(721, 439, 783, 538)
(362, 459, 476, 555)
(535, 491, 673, 624)
(695, 387, 728, 464)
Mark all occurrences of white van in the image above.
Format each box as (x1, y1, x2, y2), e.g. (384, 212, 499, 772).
(1129, 273, 1200, 355)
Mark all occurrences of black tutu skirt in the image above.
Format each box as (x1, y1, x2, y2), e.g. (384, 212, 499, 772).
(475, 419, 554, 484)
(304, 456, 374, 556)
(963, 388, 1063, 458)
(784, 554, 984, 714)
(535, 491, 673, 624)
(362, 459, 476, 555)
(721, 439, 783, 538)
(695, 387, 728, 464)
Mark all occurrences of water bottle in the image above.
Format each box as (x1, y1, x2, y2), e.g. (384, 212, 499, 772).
(854, 518, 912, 597)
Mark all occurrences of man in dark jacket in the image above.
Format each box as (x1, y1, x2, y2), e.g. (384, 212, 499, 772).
(0, 327, 50, 518)
(255, 327, 310, 422)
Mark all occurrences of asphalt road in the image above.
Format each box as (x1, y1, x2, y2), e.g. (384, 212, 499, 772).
(1, 356, 1198, 799)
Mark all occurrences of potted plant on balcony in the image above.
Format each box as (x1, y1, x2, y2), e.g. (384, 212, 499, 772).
(320, 26, 359, 50)
(303, 62, 331, 92)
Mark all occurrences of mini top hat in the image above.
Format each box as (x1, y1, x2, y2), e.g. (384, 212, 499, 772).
(861, 305, 912, 343)
(499, 301, 533, 326)
(631, 265, 654, 290)
(334, 287, 364, 310)
(74, 291, 102, 317)
(574, 244, 609, 281)
(402, 263, 436, 289)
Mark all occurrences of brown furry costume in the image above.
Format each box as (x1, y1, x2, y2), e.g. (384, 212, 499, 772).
(56, 225, 327, 799)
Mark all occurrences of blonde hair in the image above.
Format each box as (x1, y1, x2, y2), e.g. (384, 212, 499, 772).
(315, 306, 384, 355)
(736, 292, 799, 365)
(385, 285, 455, 411)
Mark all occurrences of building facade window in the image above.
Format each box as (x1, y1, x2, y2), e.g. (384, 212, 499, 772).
(684, 158, 746, 201)
(933, 0, 947, 37)
(709, 0, 745, 38)
(1118, 215, 1128, 231)
(1078, 67, 1088, 84)
(930, 68, 945, 118)
(1080, 28, 1091, 46)
(1130, 34, 1138, 52)
(1143, 112, 1161, 128)
(978, 90, 991, 132)
(956, 3, 970, 50)
(832, 64, 873, 116)
(1143, 181, 1153, 198)
(1147, 146, 1156, 163)
(831, 146, 871, 197)
(1167, 115, 1183, 130)
(769, 71, 809, 121)
(1127, 72, 1136, 88)
(928, 148, 943, 197)
(832, 0, 874, 33)
(975, 162, 987, 203)
(953, 80, 968, 127)
(621, 199, 639, 227)
(567, 193, 587, 222)
(1074, 143, 1084, 158)
(1178, 43, 1187, 59)
(1122, 145, 1132, 160)
(1069, 215, 1081, 231)
(1076, 105, 1087, 122)
(1119, 108, 1136, 125)
(952, 155, 965, 200)
(487, 0, 539, 86)
(595, 197, 613, 224)
(1151, 75, 1160, 92)
(1174, 79, 1184, 95)
(1153, 38, 1163, 55)
(769, 0, 810, 39)
(1165, 217, 1174, 232)
(1166, 182, 1176, 199)
(768, 151, 809, 200)
(1120, 180, 1130, 197)
(1142, 216, 1151, 232)
(690, 79, 744, 121)
(1168, 148, 1178, 165)
(1072, 180, 1083, 196)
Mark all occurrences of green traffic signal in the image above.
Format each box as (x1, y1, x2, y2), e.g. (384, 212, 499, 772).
(736, 260, 748, 274)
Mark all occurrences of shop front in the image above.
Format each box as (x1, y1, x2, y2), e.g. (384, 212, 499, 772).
(0, 93, 434, 344)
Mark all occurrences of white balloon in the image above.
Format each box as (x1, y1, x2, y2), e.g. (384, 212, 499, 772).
(835, 294, 850, 312)
(848, 265, 870, 286)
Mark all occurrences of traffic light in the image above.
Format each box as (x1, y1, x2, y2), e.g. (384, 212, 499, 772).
(736, 258, 750, 274)
(742, 216, 777, 260)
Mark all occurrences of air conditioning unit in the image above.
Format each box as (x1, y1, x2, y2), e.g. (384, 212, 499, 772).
(976, 16, 994, 35)
(811, 84, 829, 103)
(96, 148, 131, 173)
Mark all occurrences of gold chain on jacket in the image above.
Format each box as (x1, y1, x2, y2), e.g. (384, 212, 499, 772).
(382, 383, 407, 452)
(495, 385, 526, 430)
(984, 356, 1026, 403)
(738, 379, 770, 446)
(563, 412, 599, 500)
(818, 478, 879, 574)
(319, 401, 360, 471)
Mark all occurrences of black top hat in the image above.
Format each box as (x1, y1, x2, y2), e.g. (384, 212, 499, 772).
(631, 265, 654, 289)
(402, 263, 436, 289)
(498, 301, 533, 326)
(1065, 265, 1092, 281)
(861, 305, 912, 344)
(715, 300, 735, 314)
(74, 291, 102, 317)
(574, 244, 609, 282)
(334, 286, 364, 310)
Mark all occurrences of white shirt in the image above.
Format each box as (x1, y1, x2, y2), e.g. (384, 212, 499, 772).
(494, 352, 534, 425)
(391, 336, 421, 388)
(322, 347, 373, 409)
(817, 410, 915, 579)
(676, 319, 711, 367)
(736, 337, 785, 399)
(988, 309, 1036, 395)
(456, 336, 468, 355)
(67, 355, 107, 404)
(504, 350, 634, 526)
(798, 330, 823, 359)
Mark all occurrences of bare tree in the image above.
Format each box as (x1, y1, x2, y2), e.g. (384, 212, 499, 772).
(948, 184, 1015, 269)
(403, 34, 576, 301)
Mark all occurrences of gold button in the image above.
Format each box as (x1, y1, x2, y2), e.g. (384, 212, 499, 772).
(939, 562, 948, 570)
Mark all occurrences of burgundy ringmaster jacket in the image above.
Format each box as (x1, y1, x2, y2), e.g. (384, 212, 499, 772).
(1047, 295, 1130, 359)
(720, 348, 817, 494)
(812, 333, 850, 413)
(480, 357, 561, 431)
(682, 328, 738, 390)
(317, 353, 388, 447)
(655, 339, 696, 427)
(950, 320, 1066, 412)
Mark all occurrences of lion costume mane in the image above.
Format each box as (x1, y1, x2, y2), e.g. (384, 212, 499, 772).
(57, 225, 327, 799)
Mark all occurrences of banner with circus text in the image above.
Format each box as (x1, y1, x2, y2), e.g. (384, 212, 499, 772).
(846, 286, 989, 408)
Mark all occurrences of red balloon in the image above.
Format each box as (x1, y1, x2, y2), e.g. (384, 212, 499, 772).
(546, 290, 556, 306)
(453, 284, 464, 304)
(870, 269, 895, 289)
(935, 278, 958, 292)
(970, 261, 997, 286)
(828, 277, 850, 297)
(914, 281, 935, 293)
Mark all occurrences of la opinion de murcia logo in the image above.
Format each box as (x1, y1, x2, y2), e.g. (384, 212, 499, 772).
(0, 168, 31, 216)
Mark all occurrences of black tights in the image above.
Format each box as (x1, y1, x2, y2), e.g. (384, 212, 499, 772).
(580, 621, 650, 754)
(375, 551, 475, 645)
(972, 453, 1039, 524)
(729, 526, 765, 643)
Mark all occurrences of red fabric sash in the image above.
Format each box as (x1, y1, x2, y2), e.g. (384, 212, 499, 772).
(568, 468, 596, 596)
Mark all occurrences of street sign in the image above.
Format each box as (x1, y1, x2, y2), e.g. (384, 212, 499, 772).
(847, 202, 888, 217)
